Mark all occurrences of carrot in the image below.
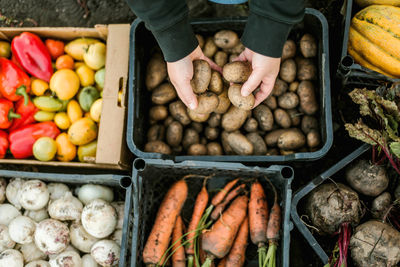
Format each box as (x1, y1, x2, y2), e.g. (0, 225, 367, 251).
(217, 258, 226, 267)
(224, 216, 249, 267)
(210, 184, 246, 221)
(172, 216, 186, 267)
(143, 180, 188, 266)
(201, 195, 249, 266)
(211, 178, 239, 206)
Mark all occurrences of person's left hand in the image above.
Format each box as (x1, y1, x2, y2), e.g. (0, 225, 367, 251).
(234, 47, 281, 107)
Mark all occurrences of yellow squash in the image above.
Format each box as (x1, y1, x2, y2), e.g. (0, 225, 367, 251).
(68, 117, 98, 146)
(56, 133, 76, 162)
(355, 0, 400, 7)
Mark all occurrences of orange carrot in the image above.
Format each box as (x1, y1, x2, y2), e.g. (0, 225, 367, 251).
(224, 216, 249, 267)
(217, 258, 226, 267)
(202, 195, 249, 261)
(143, 180, 188, 266)
(249, 181, 268, 245)
(210, 184, 246, 221)
(172, 216, 186, 267)
(211, 178, 239, 206)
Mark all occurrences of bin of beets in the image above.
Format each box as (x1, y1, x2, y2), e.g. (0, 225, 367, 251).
(127, 8, 333, 163)
(0, 169, 133, 267)
(130, 158, 294, 267)
(291, 143, 400, 266)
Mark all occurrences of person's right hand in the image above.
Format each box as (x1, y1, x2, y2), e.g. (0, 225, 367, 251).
(167, 46, 221, 110)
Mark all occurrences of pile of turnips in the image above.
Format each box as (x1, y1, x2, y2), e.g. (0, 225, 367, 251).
(0, 178, 124, 267)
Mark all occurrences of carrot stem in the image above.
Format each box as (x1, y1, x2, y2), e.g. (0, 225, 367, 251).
(201, 257, 213, 267)
(258, 245, 267, 267)
(188, 256, 194, 267)
(263, 243, 277, 267)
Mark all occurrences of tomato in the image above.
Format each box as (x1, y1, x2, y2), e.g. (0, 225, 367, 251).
(56, 132, 76, 162)
(31, 79, 49, 96)
(83, 42, 106, 70)
(67, 100, 83, 123)
(76, 65, 95, 87)
(0, 41, 11, 58)
(54, 112, 71, 130)
(55, 54, 74, 70)
(33, 137, 57, 162)
(45, 39, 65, 60)
(50, 69, 80, 100)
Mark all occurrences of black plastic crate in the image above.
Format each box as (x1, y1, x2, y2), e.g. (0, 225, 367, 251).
(337, 0, 400, 87)
(126, 8, 333, 163)
(0, 169, 134, 267)
(290, 143, 371, 264)
(131, 159, 294, 267)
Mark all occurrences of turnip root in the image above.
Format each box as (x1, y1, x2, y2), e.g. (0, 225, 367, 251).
(0, 178, 6, 204)
(0, 249, 24, 267)
(20, 242, 46, 262)
(82, 254, 99, 267)
(49, 250, 82, 267)
(6, 178, 24, 210)
(70, 223, 99, 253)
(110, 230, 122, 246)
(24, 208, 49, 223)
(371, 192, 392, 219)
(48, 192, 83, 221)
(8, 216, 36, 244)
(111, 202, 124, 230)
(0, 224, 15, 252)
(48, 245, 80, 261)
(350, 220, 400, 267)
(0, 204, 21, 225)
(47, 183, 70, 200)
(26, 260, 50, 267)
(19, 180, 49, 211)
(345, 159, 388, 196)
(81, 199, 117, 238)
(91, 240, 120, 267)
(34, 219, 70, 255)
(77, 185, 114, 205)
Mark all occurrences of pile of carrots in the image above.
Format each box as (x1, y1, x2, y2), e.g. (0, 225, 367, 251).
(142, 176, 281, 267)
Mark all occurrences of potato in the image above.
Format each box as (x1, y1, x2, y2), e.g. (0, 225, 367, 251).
(201, 137, 207, 145)
(277, 129, 306, 150)
(146, 53, 167, 91)
(147, 124, 165, 142)
(208, 113, 221, 128)
(214, 51, 228, 67)
(203, 37, 218, 58)
(306, 130, 320, 148)
(228, 84, 255, 110)
(300, 34, 317, 58)
(266, 148, 279, 155)
(144, 141, 171, 154)
(229, 53, 239, 62)
(371, 192, 391, 219)
(287, 109, 301, 126)
(345, 159, 389, 197)
(166, 121, 183, 147)
(280, 149, 295, 155)
(264, 129, 286, 147)
(193, 92, 219, 114)
(272, 78, 288, 97)
(149, 105, 168, 121)
(246, 133, 267, 155)
(187, 108, 210, 123)
(297, 58, 317, 81)
(253, 105, 274, 131)
(207, 142, 223, 155)
(164, 116, 174, 127)
(151, 83, 177, 104)
(196, 34, 205, 49)
(227, 132, 254, 155)
(263, 95, 277, 110)
(182, 128, 200, 150)
(282, 39, 296, 61)
(169, 101, 191, 125)
(289, 81, 299, 92)
(278, 92, 299, 109)
(274, 108, 291, 129)
(209, 71, 223, 95)
(222, 106, 250, 132)
(191, 60, 211, 94)
(225, 42, 245, 54)
(244, 118, 258, 132)
(223, 62, 252, 83)
(191, 122, 203, 133)
(188, 144, 207, 155)
(214, 30, 239, 49)
(215, 89, 231, 114)
(298, 81, 318, 115)
(279, 59, 296, 83)
(204, 126, 219, 141)
(301, 115, 318, 134)
(221, 131, 235, 155)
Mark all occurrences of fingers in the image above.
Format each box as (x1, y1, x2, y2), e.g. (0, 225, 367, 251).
(253, 80, 275, 107)
(232, 52, 247, 62)
(241, 69, 264, 97)
(174, 81, 198, 110)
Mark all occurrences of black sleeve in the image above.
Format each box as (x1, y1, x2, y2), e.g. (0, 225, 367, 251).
(126, 0, 198, 62)
(241, 0, 305, 58)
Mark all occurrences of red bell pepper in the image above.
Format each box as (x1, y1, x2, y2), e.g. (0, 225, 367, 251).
(0, 130, 8, 159)
(0, 58, 31, 105)
(9, 122, 60, 159)
(9, 98, 38, 132)
(0, 99, 20, 129)
(11, 32, 53, 82)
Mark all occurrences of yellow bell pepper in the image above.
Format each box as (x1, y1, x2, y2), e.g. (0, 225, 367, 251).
(76, 65, 95, 87)
(67, 100, 83, 123)
(49, 69, 80, 100)
(56, 133, 77, 162)
(54, 112, 71, 130)
(31, 79, 49, 96)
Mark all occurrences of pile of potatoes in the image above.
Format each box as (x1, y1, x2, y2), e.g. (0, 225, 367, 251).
(144, 30, 321, 156)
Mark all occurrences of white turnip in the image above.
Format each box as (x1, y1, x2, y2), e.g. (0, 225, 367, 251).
(24, 208, 49, 223)
(8, 216, 36, 244)
(91, 240, 120, 267)
(110, 230, 122, 246)
(47, 183, 70, 201)
(0, 178, 6, 204)
(49, 250, 81, 267)
(0, 224, 15, 252)
(82, 254, 99, 267)
(111, 202, 124, 230)
(0, 249, 24, 267)
(0, 204, 21, 226)
(19, 180, 49, 211)
(81, 199, 117, 238)
(25, 260, 50, 267)
(48, 192, 83, 221)
(34, 219, 69, 255)
(6, 178, 24, 210)
(20, 242, 46, 262)
(69, 223, 98, 253)
(77, 185, 114, 205)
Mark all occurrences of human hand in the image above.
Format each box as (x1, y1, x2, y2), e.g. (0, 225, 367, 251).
(234, 48, 281, 107)
(167, 46, 221, 110)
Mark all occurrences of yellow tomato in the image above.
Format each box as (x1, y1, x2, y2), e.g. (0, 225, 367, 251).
(76, 65, 95, 87)
(33, 137, 57, 162)
(68, 117, 98, 146)
(34, 111, 55, 121)
(90, 98, 102, 122)
(65, 38, 100, 61)
(83, 42, 106, 70)
(84, 112, 91, 118)
(74, 61, 85, 69)
(77, 140, 97, 162)
(31, 79, 49, 96)
(0, 41, 11, 58)
(67, 100, 83, 123)
(56, 133, 77, 162)
(54, 112, 71, 130)
(49, 69, 80, 100)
